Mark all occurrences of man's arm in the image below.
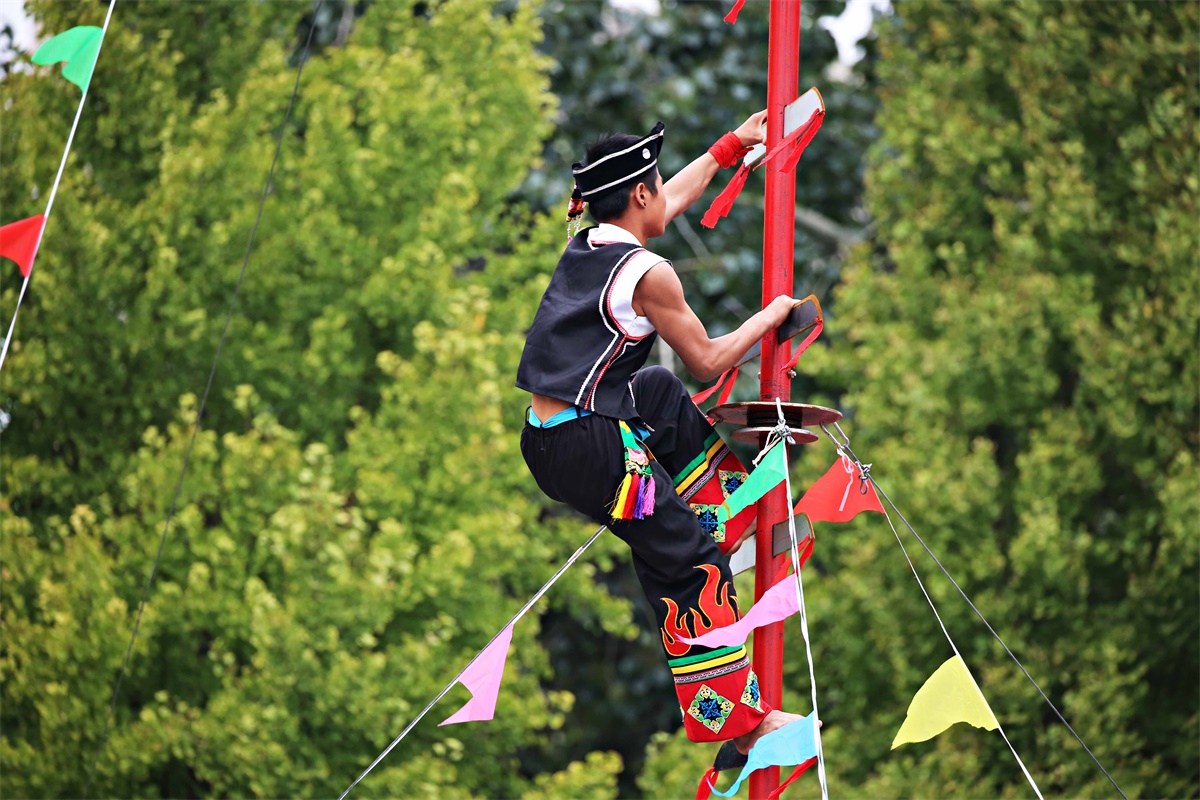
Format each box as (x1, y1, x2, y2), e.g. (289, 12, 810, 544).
(634, 263, 796, 382)
(663, 109, 768, 221)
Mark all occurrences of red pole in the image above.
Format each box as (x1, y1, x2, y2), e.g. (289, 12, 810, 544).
(750, 1, 800, 799)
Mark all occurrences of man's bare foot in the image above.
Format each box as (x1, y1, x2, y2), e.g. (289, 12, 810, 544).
(732, 710, 821, 755)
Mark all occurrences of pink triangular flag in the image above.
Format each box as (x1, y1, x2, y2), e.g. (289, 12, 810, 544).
(439, 623, 514, 726)
(794, 455, 884, 523)
(679, 575, 799, 648)
(0, 215, 46, 277)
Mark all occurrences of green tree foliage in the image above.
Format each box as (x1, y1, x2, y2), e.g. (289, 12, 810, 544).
(2, 0, 556, 502)
(641, 3, 1197, 799)
(2, 1, 633, 796)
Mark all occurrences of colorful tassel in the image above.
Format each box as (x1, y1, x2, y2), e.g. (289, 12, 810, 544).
(635, 474, 656, 518)
(610, 421, 656, 521)
(724, 0, 746, 24)
(701, 163, 751, 229)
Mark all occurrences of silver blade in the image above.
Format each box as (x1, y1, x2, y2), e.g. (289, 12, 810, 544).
(728, 513, 814, 575)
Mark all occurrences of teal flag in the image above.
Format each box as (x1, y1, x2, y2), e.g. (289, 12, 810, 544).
(715, 440, 787, 523)
(708, 712, 820, 797)
(33, 26, 104, 92)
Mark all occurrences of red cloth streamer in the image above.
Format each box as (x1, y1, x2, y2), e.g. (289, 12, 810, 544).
(781, 318, 824, 373)
(724, 0, 746, 24)
(695, 767, 721, 800)
(0, 215, 46, 277)
(794, 455, 884, 523)
(690, 365, 738, 407)
(767, 757, 818, 800)
(696, 752, 816, 800)
(708, 131, 751, 169)
(758, 109, 824, 174)
(701, 163, 750, 229)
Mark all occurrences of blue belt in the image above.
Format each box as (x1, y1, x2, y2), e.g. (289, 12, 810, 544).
(527, 406, 593, 428)
(527, 406, 650, 441)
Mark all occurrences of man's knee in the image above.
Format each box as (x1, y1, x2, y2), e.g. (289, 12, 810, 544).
(634, 365, 687, 399)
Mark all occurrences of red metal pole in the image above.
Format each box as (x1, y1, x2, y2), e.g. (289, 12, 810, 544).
(750, 1, 800, 799)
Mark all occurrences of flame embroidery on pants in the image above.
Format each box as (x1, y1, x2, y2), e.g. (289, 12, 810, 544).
(660, 564, 741, 657)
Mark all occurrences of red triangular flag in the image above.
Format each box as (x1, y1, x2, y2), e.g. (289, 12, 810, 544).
(794, 455, 884, 523)
(724, 0, 746, 24)
(701, 163, 750, 229)
(0, 215, 46, 277)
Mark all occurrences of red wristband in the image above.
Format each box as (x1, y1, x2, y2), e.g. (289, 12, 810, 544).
(708, 131, 751, 169)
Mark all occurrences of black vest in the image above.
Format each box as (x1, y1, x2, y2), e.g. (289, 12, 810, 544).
(517, 229, 661, 421)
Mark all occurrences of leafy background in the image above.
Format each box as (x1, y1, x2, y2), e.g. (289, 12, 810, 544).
(1, 1, 1195, 798)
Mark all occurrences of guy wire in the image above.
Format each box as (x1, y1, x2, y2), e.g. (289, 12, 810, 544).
(84, 2, 324, 790)
(818, 425, 1127, 799)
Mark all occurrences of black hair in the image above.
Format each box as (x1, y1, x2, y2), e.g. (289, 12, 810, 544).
(583, 133, 660, 223)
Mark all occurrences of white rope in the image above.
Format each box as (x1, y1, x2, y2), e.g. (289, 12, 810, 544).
(819, 422, 1125, 798)
(763, 398, 829, 800)
(780, 443, 830, 799)
(1, 0, 117, 373)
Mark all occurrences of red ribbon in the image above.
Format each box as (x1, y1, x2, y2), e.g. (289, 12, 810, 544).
(690, 365, 738, 408)
(767, 757, 818, 799)
(701, 163, 751, 229)
(695, 767, 720, 800)
(708, 131, 751, 170)
(758, 109, 824, 175)
(780, 318, 824, 374)
(695, 754, 816, 800)
(725, 0, 746, 24)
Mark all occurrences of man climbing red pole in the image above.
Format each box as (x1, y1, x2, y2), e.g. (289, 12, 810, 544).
(750, 1, 802, 798)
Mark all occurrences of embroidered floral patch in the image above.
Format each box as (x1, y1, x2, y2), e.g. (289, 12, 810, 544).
(688, 684, 735, 734)
(719, 470, 749, 498)
(741, 670, 763, 712)
(690, 503, 727, 543)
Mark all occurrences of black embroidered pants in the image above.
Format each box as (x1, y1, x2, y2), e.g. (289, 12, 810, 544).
(520, 366, 769, 742)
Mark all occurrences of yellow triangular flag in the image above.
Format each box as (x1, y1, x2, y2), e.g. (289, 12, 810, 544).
(891, 654, 1000, 749)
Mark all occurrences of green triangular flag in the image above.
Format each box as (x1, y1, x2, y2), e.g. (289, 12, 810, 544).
(33, 26, 104, 92)
(715, 440, 788, 523)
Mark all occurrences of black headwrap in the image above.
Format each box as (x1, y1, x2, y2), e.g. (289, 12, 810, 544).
(567, 122, 665, 237)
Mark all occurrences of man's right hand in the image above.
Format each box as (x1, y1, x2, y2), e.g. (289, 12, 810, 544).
(766, 295, 801, 328)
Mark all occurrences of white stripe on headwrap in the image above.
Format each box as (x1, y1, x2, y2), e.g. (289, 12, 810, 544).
(573, 127, 665, 176)
(577, 159, 658, 198)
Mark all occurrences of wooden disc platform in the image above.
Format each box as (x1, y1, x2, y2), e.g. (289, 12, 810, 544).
(708, 401, 843, 430)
